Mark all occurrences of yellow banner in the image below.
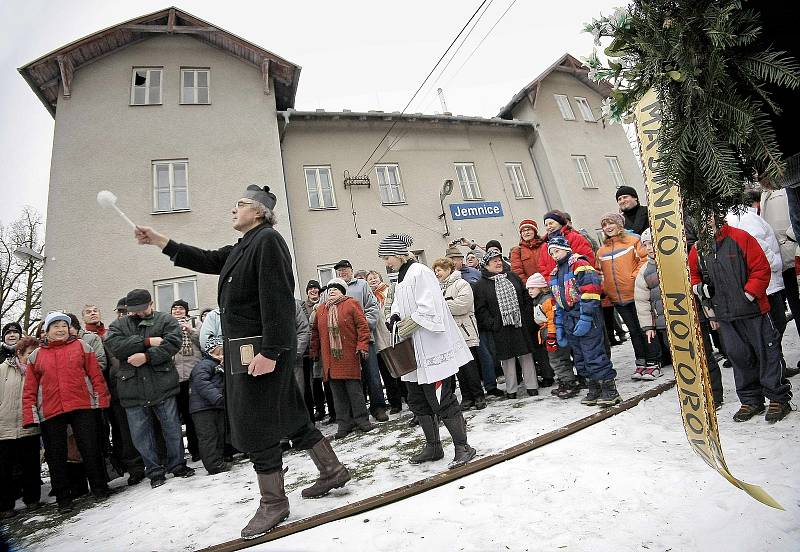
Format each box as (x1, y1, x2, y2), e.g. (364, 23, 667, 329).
(633, 88, 783, 510)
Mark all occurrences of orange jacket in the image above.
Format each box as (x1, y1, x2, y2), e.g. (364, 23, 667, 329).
(596, 232, 648, 304)
(510, 239, 545, 283)
(532, 293, 557, 344)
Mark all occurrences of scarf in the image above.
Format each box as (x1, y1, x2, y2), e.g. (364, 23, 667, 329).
(177, 317, 194, 356)
(325, 295, 349, 359)
(14, 355, 27, 376)
(372, 282, 389, 307)
(440, 270, 460, 292)
(490, 273, 522, 328)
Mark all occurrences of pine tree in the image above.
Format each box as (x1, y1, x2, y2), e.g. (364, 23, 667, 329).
(584, 1, 800, 250)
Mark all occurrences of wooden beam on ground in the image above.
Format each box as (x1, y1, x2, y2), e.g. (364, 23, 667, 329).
(199, 379, 678, 552)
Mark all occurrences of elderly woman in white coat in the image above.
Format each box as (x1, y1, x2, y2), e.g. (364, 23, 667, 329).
(432, 257, 486, 410)
(379, 234, 476, 469)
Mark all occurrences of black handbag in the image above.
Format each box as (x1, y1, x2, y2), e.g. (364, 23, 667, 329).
(379, 326, 417, 378)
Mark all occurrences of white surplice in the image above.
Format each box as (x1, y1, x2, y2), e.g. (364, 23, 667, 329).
(390, 262, 473, 384)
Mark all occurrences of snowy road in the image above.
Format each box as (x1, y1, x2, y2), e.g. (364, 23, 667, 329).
(4, 331, 799, 552)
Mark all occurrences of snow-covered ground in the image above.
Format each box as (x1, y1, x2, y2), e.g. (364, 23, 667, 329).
(3, 332, 799, 552)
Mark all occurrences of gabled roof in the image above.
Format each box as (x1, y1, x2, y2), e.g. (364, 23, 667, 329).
(18, 6, 301, 117)
(497, 53, 613, 120)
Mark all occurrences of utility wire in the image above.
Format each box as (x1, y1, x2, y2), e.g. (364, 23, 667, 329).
(353, 0, 490, 177)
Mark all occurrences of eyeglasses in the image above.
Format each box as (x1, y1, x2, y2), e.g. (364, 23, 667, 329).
(234, 200, 255, 210)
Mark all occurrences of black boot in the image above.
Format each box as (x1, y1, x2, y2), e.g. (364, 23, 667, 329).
(441, 413, 476, 469)
(596, 379, 622, 407)
(557, 380, 581, 399)
(240, 471, 290, 539)
(409, 415, 444, 464)
(580, 380, 601, 406)
(301, 438, 351, 498)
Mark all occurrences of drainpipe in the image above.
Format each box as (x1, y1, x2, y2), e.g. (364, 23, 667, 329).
(525, 125, 553, 211)
(279, 109, 293, 142)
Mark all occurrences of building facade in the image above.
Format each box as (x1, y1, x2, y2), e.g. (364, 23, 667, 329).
(20, 8, 643, 317)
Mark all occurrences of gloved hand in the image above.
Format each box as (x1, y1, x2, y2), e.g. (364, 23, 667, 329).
(572, 315, 593, 337)
(546, 334, 558, 352)
(397, 317, 421, 340)
(556, 326, 568, 348)
(386, 313, 401, 332)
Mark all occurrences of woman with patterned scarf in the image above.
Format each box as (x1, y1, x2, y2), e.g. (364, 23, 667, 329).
(310, 278, 373, 439)
(473, 248, 539, 399)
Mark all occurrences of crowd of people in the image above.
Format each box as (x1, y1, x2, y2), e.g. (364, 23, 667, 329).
(0, 182, 795, 538)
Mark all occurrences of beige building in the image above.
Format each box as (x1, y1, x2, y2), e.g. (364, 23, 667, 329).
(20, 8, 643, 316)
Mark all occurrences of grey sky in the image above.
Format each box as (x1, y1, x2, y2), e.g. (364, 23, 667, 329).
(0, 0, 619, 227)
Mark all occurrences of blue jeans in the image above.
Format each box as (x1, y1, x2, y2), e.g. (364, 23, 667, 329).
(125, 396, 186, 479)
(477, 333, 498, 391)
(363, 342, 387, 410)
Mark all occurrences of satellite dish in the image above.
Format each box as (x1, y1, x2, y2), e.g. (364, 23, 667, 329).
(440, 180, 454, 199)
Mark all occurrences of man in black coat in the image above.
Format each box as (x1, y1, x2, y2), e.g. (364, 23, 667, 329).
(616, 186, 649, 235)
(134, 185, 350, 540)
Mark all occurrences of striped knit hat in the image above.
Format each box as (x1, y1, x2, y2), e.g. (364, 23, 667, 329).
(482, 248, 502, 266)
(204, 335, 223, 354)
(378, 233, 413, 257)
(547, 235, 572, 254)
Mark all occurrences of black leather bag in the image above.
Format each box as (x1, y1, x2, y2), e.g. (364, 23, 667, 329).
(379, 326, 417, 378)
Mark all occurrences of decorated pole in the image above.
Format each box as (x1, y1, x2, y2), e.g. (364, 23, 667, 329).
(634, 88, 782, 509)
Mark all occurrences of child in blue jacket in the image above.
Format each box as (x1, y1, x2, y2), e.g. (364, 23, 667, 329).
(548, 235, 621, 407)
(189, 337, 229, 474)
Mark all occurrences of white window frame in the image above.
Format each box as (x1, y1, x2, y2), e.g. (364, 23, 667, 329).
(554, 94, 575, 121)
(572, 155, 597, 189)
(130, 68, 163, 105)
(152, 160, 190, 213)
(574, 97, 595, 122)
(316, 264, 336, 286)
(304, 166, 337, 210)
(454, 163, 482, 200)
(180, 68, 210, 105)
(375, 164, 406, 205)
(505, 162, 532, 198)
(606, 156, 626, 188)
(153, 276, 198, 312)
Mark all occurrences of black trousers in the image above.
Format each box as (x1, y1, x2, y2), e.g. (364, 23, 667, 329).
(0, 435, 41, 511)
(300, 357, 316, 418)
(377, 354, 405, 409)
(40, 410, 107, 503)
(531, 342, 555, 381)
(191, 409, 226, 473)
(177, 381, 199, 458)
(457, 348, 486, 403)
(719, 315, 792, 406)
(406, 378, 460, 418)
(109, 396, 146, 475)
(614, 302, 660, 364)
(695, 298, 724, 405)
(782, 268, 800, 337)
(249, 422, 323, 474)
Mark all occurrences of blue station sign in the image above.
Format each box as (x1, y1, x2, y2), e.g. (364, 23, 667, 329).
(449, 201, 504, 220)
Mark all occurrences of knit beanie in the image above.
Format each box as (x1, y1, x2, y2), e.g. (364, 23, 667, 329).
(44, 312, 71, 332)
(171, 299, 190, 312)
(519, 219, 538, 235)
(547, 235, 572, 254)
(526, 273, 548, 289)
(306, 280, 322, 293)
(204, 336, 224, 354)
(378, 233, 413, 257)
(615, 185, 638, 200)
(2, 322, 23, 338)
(242, 185, 277, 210)
(543, 210, 567, 228)
(482, 248, 503, 266)
(640, 228, 653, 244)
(326, 277, 348, 296)
(599, 212, 625, 229)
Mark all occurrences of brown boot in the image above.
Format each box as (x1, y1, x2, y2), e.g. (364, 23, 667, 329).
(301, 438, 351, 498)
(240, 471, 290, 540)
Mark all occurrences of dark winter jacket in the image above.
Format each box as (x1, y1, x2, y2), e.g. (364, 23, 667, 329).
(688, 224, 771, 322)
(22, 337, 110, 426)
(189, 355, 224, 414)
(105, 311, 182, 408)
(622, 204, 649, 235)
(472, 268, 535, 360)
(162, 222, 307, 450)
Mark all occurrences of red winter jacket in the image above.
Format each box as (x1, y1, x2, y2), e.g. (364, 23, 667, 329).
(688, 224, 771, 319)
(22, 337, 110, 426)
(511, 238, 546, 284)
(538, 227, 596, 278)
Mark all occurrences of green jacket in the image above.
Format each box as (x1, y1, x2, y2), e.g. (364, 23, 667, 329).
(105, 311, 182, 408)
